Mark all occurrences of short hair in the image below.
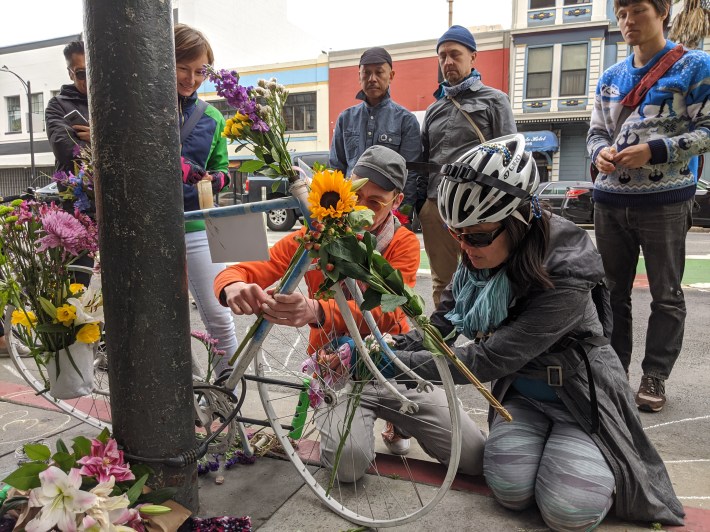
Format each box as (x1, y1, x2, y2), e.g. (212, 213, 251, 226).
(63, 41, 85, 61)
(174, 23, 214, 65)
(614, 0, 671, 31)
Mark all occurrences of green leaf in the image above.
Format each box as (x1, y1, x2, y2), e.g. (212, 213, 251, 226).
(125, 473, 149, 506)
(271, 178, 285, 192)
(135, 487, 178, 505)
(361, 288, 382, 312)
(72, 436, 91, 459)
(35, 322, 70, 333)
(23, 443, 51, 462)
(384, 268, 405, 293)
(380, 293, 408, 313)
(327, 236, 367, 264)
(333, 260, 372, 283)
(38, 296, 57, 318)
(0, 496, 29, 517)
(52, 451, 76, 472)
(404, 292, 425, 317)
(270, 147, 281, 164)
(2, 462, 48, 490)
(129, 463, 154, 482)
(260, 167, 280, 178)
(56, 439, 69, 454)
(96, 427, 110, 444)
(237, 159, 266, 174)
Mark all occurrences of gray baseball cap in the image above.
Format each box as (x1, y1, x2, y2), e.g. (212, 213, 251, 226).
(352, 145, 406, 192)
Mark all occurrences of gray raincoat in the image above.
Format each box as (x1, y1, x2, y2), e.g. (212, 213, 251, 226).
(395, 215, 685, 526)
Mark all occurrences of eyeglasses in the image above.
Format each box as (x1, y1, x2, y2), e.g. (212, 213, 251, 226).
(69, 68, 87, 81)
(447, 226, 506, 248)
(356, 194, 395, 211)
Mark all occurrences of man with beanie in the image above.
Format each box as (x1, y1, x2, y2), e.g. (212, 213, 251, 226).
(417, 25, 516, 306)
(216, 145, 485, 477)
(329, 47, 421, 224)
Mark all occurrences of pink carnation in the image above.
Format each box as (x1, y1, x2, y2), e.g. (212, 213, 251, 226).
(77, 438, 135, 483)
(36, 208, 97, 256)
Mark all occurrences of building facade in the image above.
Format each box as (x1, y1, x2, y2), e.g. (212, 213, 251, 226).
(510, 0, 710, 182)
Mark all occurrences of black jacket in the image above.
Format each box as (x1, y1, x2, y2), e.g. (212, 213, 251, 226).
(45, 84, 89, 174)
(395, 215, 685, 526)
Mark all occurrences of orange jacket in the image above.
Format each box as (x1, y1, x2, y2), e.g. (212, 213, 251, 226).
(214, 225, 420, 352)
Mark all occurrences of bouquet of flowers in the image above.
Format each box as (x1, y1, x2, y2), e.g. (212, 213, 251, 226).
(52, 145, 96, 214)
(0, 199, 102, 399)
(0, 429, 174, 531)
(204, 66, 297, 182)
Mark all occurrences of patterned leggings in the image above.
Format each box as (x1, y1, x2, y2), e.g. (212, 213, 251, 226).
(483, 395, 615, 532)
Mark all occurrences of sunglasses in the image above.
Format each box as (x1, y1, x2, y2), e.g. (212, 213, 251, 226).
(447, 226, 506, 248)
(69, 68, 87, 81)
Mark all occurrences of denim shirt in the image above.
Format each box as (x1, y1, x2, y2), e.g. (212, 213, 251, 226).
(329, 91, 422, 206)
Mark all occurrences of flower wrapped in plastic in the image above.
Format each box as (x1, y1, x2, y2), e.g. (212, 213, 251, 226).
(0, 429, 175, 531)
(0, 199, 102, 391)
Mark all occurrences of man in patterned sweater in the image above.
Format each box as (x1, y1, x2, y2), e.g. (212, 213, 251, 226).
(587, 0, 710, 412)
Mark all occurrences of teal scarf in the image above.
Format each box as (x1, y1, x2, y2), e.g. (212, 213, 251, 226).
(444, 264, 513, 339)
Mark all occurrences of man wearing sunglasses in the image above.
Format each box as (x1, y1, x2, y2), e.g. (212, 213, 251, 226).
(46, 40, 90, 174)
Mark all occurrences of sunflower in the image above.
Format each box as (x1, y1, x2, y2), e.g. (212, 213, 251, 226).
(307, 169, 366, 220)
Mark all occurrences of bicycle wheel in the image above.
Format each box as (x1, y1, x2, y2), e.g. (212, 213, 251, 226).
(252, 281, 462, 527)
(6, 303, 112, 430)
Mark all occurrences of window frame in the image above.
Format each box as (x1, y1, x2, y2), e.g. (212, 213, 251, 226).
(559, 42, 589, 97)
(525, 46, 554, 99)
(283, 91, 317, 134)
(5, 95, 22, 133)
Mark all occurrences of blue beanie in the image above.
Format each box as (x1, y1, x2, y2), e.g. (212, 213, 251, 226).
(437, 25, 477, 52)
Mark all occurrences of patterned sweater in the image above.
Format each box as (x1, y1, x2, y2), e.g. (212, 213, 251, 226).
(587, 40, 710, 207)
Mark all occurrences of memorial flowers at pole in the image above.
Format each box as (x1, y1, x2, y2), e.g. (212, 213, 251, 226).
(0, 429, 174, 531)
(0, 199, 102, 399)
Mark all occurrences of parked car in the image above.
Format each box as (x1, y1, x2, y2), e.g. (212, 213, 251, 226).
(692, 178, 710, 227)
(34, 181, 61, 203)
(535, 180, 590, 215)
(243, 151, 329, 231)
(560, 183, 595, 225)
(560, 178, 710, 228)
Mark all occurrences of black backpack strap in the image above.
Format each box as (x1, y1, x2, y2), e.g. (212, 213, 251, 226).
(180, 98, 208, 143)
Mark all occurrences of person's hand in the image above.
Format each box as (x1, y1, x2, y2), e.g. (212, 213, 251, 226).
(595, 146, 617, 174)
(73, 124, 91, 144)
(223, 282, 270, 315)
(181, 156, 206, 185)
(613, 143, 652, 169)
(261, 289, 323, 327)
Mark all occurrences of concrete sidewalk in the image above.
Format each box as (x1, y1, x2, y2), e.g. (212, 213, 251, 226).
(1, 386, 709, 531)
(1, 282, 709, 530)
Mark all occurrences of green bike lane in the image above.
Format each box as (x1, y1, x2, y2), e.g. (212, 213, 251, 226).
(419, 252, 710, 287)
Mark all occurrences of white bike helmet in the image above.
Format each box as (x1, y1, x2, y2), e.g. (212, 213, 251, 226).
(438, 133, 539, 228)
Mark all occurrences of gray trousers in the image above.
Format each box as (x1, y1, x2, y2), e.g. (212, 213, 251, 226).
(484, 395, 615, 532)
(317, 380, 485, 482)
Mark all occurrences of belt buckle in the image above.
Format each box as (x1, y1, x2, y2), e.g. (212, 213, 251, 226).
(547, 366, 563, 387)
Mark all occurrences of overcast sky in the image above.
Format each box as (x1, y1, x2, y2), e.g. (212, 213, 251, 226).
(0, 0, 513, 54)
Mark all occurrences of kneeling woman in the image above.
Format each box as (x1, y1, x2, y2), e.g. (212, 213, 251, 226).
(393, 134, 684, 530)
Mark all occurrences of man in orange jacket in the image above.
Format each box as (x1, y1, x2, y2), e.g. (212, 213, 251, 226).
(214, 146, 485, 480)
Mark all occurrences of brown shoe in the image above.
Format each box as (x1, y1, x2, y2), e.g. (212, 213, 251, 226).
(635, 375, 666, 412)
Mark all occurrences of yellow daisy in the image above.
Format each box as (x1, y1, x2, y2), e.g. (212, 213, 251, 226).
(11, 309, 37, 329)
(76, 323, 101, 344)
(69, 283, 85, 295)
(56, 304, 77, 327)
(307, 169, 365, 221)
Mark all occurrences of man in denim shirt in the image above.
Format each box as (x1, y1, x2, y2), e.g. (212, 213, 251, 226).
(329, 47, 421, 219)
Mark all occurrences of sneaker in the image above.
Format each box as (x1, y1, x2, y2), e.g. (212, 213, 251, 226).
(635, 375, 666, 413)
(381, 421, 411, 456)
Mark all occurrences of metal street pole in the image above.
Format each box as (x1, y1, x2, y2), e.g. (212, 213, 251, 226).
(84, 1, 198, 511)
(26, 80, 36, 181)
(0, 66, 36, 181)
